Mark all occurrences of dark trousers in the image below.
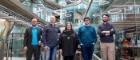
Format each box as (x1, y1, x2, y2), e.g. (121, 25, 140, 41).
(63, 56, 74, 60)
(81, 44, 94, 60)
(26, 45, 40, 60)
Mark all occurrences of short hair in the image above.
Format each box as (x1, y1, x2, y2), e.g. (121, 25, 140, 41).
(50, 16, 56, 19)
(31, 18, 38, 22)
(32, 18, 38, 20)
(84, 17, 90, 21)
(102, 14, 110, 17)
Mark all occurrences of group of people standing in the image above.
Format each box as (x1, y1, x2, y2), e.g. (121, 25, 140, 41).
(24, 14, 115, 60)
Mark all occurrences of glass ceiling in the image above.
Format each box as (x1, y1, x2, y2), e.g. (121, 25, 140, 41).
(19, 0, 140, 32)
(19, 0, 111, 24)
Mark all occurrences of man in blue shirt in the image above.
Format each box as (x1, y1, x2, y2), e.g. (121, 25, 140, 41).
(78, 17, 97, 60)
(24, 18, 42, 60)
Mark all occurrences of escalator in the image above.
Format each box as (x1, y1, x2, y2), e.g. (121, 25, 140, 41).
(0, 18, 29, 60)
(0, 18, 14, 60)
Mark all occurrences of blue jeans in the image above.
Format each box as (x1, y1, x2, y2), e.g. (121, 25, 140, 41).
(44, 47, 57, 60)
(81, 44, 94, 60)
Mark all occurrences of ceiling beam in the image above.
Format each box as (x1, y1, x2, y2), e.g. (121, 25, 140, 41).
(0, 0, 46, 24)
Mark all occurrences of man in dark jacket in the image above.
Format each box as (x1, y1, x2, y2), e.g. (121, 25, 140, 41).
(78, 17, 97, 60)
(24, 18, 42, 60)
(98, 14, 115, 60)
(43, 16, 60, 60)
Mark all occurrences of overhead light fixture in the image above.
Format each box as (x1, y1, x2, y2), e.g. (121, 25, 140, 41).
(69, 0, 81, 3)
(65, 13, 72, 17)
(93, 14, 100, 17)
(0, 19, 6, 22)
(100, 0, 110, 5)
(107, 8, 122, 14)
(59, 1, 66, 6)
